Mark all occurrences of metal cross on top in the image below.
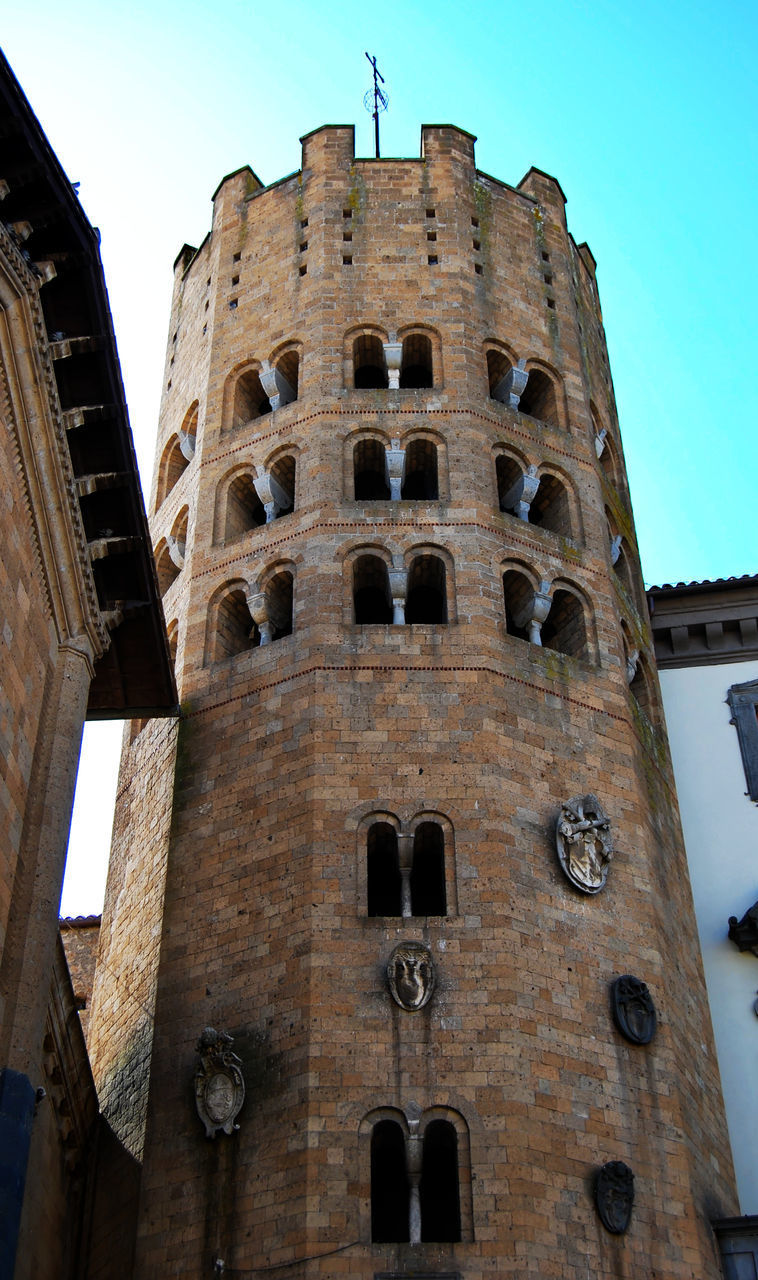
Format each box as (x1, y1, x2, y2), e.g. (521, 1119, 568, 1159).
(364, 52, 388, 158)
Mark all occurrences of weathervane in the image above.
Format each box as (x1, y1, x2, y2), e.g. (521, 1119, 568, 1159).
(364, 53, 388, 159)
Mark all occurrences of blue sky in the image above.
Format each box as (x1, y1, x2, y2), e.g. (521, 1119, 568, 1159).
(3, 0, 756, 912)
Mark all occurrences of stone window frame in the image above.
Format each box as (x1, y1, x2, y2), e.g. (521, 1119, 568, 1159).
(727, 678, 758, 802)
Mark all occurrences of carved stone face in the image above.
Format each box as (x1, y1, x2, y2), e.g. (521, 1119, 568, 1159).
(387, 942, 435, 1011)
(611, 975, 656, 1045)
(595, 1161, 634, 1234)
(555, 794, 613, 894)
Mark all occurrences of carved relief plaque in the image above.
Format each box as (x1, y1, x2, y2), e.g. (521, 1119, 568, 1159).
(387, 942, 435, 1011)
(194, 1027, 245, 1138)
(556, 794, 612, 894)
(611, 975, 657, 1045)
(595, 1160, 634, 1234)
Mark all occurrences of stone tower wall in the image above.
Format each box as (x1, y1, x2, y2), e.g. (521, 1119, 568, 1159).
(89, 125, 737, 1277)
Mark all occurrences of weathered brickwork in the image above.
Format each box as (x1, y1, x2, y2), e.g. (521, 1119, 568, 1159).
(91, 125, 738, 1277)
(60, 916, 101, 1042)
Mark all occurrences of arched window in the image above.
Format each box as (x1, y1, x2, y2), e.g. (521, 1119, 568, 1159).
(156, 435, 188, 509)
(275, 348, 299, 400)
(541, 588, 588, 659)
(530, 473, 572, 538)
(420, 1120, 461, 1243)
(270, 454, 296, 517)
(519, 369, 558, 426)
(353, 555, 392, 624)
(232, 369, 271, 428)
(502, 568, 535, 641)
(410, 822, 446, 916)
(496, 454, 524, 511)
(367, 823, 401, 916)
(223, 474, 266, 542)
(400, 334, 433, 388)
(487, 348, 512, 399)
(166, 620, 178, 665)
(354, 440, 390, 500)
(353, 335, 388, 388)
(213, 588, 258, 662)
(406, 555, 447, 624)
(266, 569, 294, 640)
(630, 651, 655, 720)
(155, 540, 179, 596)
(371, 1120, 410, 1244)
(401, 439, 438, 500)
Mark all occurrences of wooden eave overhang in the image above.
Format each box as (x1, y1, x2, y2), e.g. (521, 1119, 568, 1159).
(0, 50, 177, 717)
(648, 575, 758, 669)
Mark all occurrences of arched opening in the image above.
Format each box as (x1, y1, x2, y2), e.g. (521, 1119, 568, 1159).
(401, 439, 438, 500)
(371, 1120, 409, 1243)
(367, 823, 402, 916)
(232, 368, 271, 427)
(541, 589, 588, 659)
(353, 555, 392, 624)
(406, 555, 447, 624)
(519, 369, 558, 426)
(496, 454, 524, 512)
(410, 823, 446, 916)
(214, 588, 258, 661)
(224, 474, 266, 542)
(354, 440, 390, 500)
(270, 455, 295, 517)
(420, 1120, 461, 1243)
(353, 335, 388, 388)
(630, 652, 655, 720)
(530, 474, 572, 538)
(156, 436, 188, 509)
(166, 621, 178, 666)
(502, 569, 534, 641)
(155, 542, 179, 596)
(487, 348, 512, 398)
(400, 333, 433, 388)
(266, 569, 294, 641)
(275, 348, 299, 399)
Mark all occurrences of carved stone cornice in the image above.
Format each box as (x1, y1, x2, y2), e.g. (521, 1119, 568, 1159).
(648, 576, 758, 668)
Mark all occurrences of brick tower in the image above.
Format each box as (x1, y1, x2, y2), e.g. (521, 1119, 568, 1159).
(87, 125, 737, 1277)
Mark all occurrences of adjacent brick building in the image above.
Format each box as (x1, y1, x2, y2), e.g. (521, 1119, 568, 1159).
(86, 124, 740, 1276)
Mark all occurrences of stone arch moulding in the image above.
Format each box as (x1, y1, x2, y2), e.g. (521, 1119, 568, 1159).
(262, 443, 299, 519)
(400, 431, 443, 501)
(542, 577, 597, 664)
(485, 339, 526, 407)
(263, 338, 302, 410)
(408, 809, 458, 916)
(344, 541, 395, 626)
(252, 557, 297, 643)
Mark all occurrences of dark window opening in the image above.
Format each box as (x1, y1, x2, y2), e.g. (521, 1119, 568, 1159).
(276, 349, 299, 399)
(156, 543, 179, 596)
(353, 335, 388, 389)
(406, 555, 447, 624)
(420, 1121, 461, 1243)
(541, 589, 587, 660)
(215, 589, 257, 661)
(367, 823, 402, 916)
(401, 439, 438, 500)
(496, 454, 523, 512)
(530, 474, 572, 538)
(474, 263, 483, 275)
(427, 231, 437, 242)
(727, 680, 758, 801)
(371, 1121, 409, 1243)
(224, 475, 266, 542)
(427, 255, 438, 266)
(400, 333, 433, 389)
(343, 256, 353, 266)
(471, 216, 479, 228)
(486, 349, 512, 399)
(267, 570, 294, 641)
(232, 369, 271, 427)
(353, 555, 392, 624)
(270, 455, 295, 517)
(502, 569, 533, 641)
(410, 823, 446, 916)
(426, 208, 436, 218)
(299, 264, 307, 276)
(157, 435, 189, 507)
(519, 369, 558, 426)
(354, 440, 390, 500)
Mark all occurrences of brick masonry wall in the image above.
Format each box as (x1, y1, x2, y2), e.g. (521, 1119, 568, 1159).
(60, 917, 101, 1044)
(90, 126, 737, 1277)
